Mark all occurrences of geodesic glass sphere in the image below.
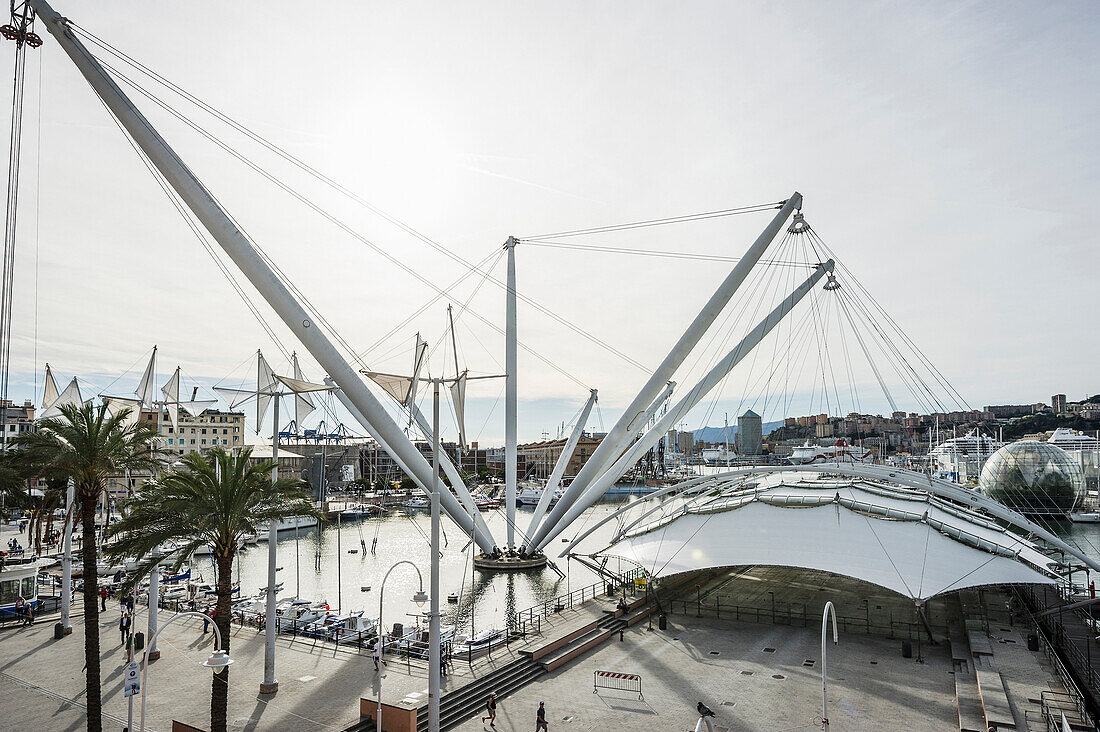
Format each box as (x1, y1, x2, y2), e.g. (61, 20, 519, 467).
(978, 441, 1085, 515)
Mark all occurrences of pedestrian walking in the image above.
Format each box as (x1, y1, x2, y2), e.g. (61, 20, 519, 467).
(372, 640, 386, 671)
(202, 607, 211, 633)
(99, 586, 108, 611)
(536, 701, 548, 731)
(119, 611, 132, 645)
(481, 692, 497, 726)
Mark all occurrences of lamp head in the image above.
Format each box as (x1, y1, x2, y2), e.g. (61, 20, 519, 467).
(412, 590, 428, 608)
(202, 649, 233, 670)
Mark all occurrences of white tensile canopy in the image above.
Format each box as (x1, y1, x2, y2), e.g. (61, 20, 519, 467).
(580, 471, 1058, 602)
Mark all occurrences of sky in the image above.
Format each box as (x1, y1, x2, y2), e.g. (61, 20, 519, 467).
(0, 0, 1097, 445)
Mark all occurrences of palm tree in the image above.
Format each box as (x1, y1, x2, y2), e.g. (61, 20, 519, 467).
(12, 402, 160, 732)
(107, 447, 322, 732)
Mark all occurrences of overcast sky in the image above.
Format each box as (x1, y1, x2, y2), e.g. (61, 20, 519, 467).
(1, 0, 1096, 444)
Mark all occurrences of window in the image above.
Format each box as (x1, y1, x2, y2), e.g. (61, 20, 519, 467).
(21, 576, 34, 599)
(201, 429, 207, 435)
(233, 427, 239, 433)
(222, 429, 228, 435)
(190, 439, 196, 445)
(0, 579, 18, 604)
(201, 439, 206, 445)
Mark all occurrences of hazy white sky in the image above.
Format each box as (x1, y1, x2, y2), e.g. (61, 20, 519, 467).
(2, 0, 1096, 444)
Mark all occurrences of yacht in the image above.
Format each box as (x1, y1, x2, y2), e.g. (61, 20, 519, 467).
(928, 429, 1003, 483)
(789, 438, 871, 464)
(516, 484, 565, 506)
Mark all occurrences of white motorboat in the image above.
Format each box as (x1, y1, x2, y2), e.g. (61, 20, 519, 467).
(453, 628, 506, 658)
(516, 484, 564, 507)
(1071, 512, 1100, 523)
(402, 497, 429, 509)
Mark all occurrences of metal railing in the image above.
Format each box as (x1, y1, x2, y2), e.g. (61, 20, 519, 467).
(665, 597, 946, 640)
(510, 567, 646, 631)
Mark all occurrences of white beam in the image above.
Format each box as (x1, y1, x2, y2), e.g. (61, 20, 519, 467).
(27, 0, 492, 553)
(525, 194, 803, 550)
(522, 389, 597, 550)
(505, 237, 518, 548)
(535, 260, 833, 551)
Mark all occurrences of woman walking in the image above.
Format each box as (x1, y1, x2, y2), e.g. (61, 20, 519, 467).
(481, 692, 497, 727)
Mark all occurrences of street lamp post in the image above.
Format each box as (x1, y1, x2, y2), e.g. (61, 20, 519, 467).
(60, 479, 74, 633)
(821, 601, 839, 730)
(139, 610, 232, 732)
(376, 561, 427, 732)
(429, 380, 442, 732)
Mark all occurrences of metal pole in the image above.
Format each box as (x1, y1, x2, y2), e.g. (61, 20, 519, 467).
(261, 397, 279, 693)
(821, 601, 839, 730)
(29, 0, 490, 555)
(504, 237, 518, 549)
(60, 479, 73, 631)
(337, 510, 342, 613)
(527, 194, 802, 550)
(429, 380, 442, 731)
(147, 560, 160, 660)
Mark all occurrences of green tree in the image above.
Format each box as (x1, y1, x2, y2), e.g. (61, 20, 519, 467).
(106, 447, 322, 732)
(12, 403, 159, 732)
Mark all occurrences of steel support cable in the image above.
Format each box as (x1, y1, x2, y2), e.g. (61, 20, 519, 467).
(70, 29, 644, 380)
(517, 238, 815, 268)
(833, 281, 939, 414)
(810, 230, 970, 411)
(90, 93, 293, 361)
(520, 202, 785, 240)
(755, 244, 802, 418)
(89, 55, 592, 393)
(362, 247, 504, 362)
(834, 280, 941, 413)
(682, 229, 795, 413)
(695, 229, 796, 432)
(832, 284, 905, 413)
(0, 35, 28, 447)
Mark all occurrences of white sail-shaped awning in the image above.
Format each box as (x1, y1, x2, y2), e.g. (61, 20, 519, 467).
(38, 377, 83, 420)
(408, 334, 428, 425)
(42, 364, 59, 410)
(135, 348, 157, 408)
(103, 396, 142, 427)
(578, 471, 1058, 602)
(364, 372, 414, 404)
(161, 366, 181, 428)
(290, 352, 316, 428)
(178, 399, 217, 417)
(256, 351, 276, 425)
(449, 371, 467, 449)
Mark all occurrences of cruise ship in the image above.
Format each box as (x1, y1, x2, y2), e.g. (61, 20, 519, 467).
(788, 438, 871, 464)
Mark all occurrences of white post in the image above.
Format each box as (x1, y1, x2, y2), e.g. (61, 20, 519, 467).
(29, 0, 489, 557)
(523, 389, 597, 550)
(821, 601, 839, 730)
(526, 194, 803, 550)
(60, 479, 73, 631)
(429, 380, 442, 731)
(505, 237, 518, 549)
(146, 561, 160, 660)
(537, 260, 833, 552)
(261, 397, 279, 693)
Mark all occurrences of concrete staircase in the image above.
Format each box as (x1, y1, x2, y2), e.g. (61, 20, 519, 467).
(415, 656, 545, 732)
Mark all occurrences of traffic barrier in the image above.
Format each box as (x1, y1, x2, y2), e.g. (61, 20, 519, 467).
(593, 669, 643, 699)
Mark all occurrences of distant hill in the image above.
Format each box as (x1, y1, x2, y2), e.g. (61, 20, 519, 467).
(692, 421, 784, 443)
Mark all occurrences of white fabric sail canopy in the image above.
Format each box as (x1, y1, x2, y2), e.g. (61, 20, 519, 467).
(582, 472, 1057, 602)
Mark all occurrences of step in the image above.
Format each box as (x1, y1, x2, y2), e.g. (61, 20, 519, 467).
(417, 659, 546, 732)
(539, 627, 613, 672)
(975, 669, 1015, 729)
(953, 669, 986, 732)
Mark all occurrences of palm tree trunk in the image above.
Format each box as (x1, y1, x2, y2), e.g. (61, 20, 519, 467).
(210, 550, 234, 732)
(80, 489, 103, 732)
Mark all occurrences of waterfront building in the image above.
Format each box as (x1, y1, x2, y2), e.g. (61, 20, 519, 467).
(519, 435, 602, 481)
(159, 408, 245, 455)
(1053, 394, 1068, 414)
(0, 399, 35, 443)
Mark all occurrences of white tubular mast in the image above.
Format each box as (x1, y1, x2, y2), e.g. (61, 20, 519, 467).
(522, 389, 597, 550)
(538, 259, 834, 553)
(27, 0, 494, 552)
(526, 194, 803, 549)
(504, 237, 518, 548)
(328, 379, 496, 554)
